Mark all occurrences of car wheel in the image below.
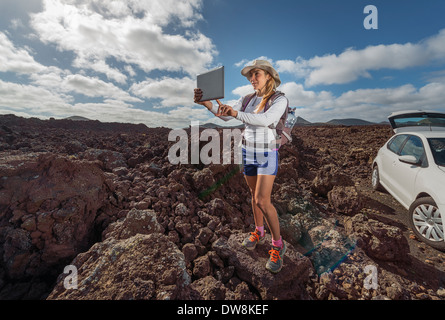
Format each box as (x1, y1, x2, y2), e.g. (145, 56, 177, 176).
(371, 165, 383, 191)
(409, 197, 445, 251)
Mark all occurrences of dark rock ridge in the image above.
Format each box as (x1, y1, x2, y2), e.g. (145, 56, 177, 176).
(0, 114, 444, 300)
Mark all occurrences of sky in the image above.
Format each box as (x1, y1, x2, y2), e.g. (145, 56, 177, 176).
(1, 0, 445, 128)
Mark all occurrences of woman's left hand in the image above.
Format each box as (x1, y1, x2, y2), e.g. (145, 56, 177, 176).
(216, 100, 238, 117)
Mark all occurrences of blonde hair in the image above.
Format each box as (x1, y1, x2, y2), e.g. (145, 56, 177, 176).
(254, 74, 277, 113)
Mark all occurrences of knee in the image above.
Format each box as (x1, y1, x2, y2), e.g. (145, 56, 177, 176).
(255, 196, 269, 211)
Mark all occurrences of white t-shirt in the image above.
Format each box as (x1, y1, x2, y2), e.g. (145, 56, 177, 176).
(209, 93, 288, 151)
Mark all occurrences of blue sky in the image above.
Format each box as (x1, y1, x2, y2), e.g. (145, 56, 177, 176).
(1, 0, 445, 128)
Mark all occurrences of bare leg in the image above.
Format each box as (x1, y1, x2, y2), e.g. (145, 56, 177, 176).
(244, 175, 266, 229)
(254, 174, 280, 241)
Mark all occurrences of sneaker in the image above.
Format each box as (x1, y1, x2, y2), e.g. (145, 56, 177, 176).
(266, 241, 287, 274)
(242, 229, 266, 251)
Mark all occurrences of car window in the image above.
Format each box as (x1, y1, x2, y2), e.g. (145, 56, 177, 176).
(392, 114, 445, 129)
(400, 135, 425, 161)
(428, 138, 445, 167)
(387, 134, 408, 154)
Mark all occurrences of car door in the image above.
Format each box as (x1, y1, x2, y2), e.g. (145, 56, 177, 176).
(380, 134, 409, 191)
(390, 135, 425, 206)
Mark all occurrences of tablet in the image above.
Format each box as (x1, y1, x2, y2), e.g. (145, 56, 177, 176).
(197, 66, 224, 101)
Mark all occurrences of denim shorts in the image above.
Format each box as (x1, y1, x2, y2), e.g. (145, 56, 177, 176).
(242, 147, 279, 176)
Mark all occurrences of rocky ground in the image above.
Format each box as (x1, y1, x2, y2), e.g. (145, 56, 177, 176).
(0, 114, 444, 300)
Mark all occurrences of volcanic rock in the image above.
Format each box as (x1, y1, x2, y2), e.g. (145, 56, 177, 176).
(278, 213, 303, 246)
(81, 148, 127, 171)
(47, 233, 190, 300)
(193, 254, 211, 278)
(311, 164, 354, 197)
(0, 152, 114, 280)
(328, 185, 363, 216)
(187, 275, 228, 300)
(101, 208, 163, 240)
(344, 213, 409, 261)
(2, 115, 443, 301)
(212, 233, 314, 300)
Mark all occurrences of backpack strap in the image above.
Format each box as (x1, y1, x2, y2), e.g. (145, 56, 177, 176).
(241, 91, 286, 113)
(241, 93, 256, 112)
(266, 91, 289, 129)
(264, 91, 286, 112)
(241, 91, 288, 129)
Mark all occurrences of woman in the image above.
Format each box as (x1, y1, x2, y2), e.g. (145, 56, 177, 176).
(194, 60, 288, 273)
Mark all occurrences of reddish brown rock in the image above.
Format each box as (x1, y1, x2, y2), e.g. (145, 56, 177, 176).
(47, 233, 191, 300)
(311, 164, 354, 197)
(213, 233, 314, 300)
(182, 243, 198, 263)
(82, 148, 127, 171)
(328, 185, 363, 216)
(101, 208, 163, 241)
(193, 254, 211, 278)
(187, 276, 228, 300)
(2, 115, 443, 301)
(0, 153, 115, 280)
(344, 214, 409, 262)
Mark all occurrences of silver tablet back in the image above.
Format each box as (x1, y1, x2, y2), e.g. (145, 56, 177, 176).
(197, 66, 224, 101)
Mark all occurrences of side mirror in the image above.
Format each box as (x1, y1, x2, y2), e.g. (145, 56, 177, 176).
(398, 155, 421, 166)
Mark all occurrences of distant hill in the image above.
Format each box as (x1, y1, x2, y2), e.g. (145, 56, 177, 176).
(296, 116, 311, 125)
(193, 116, 383, 129)
(0, 114, 150, 133)
(64, 116, 91, 121)
(295, 117, 391, 126)
(199, 123, 225, 129)
(326, 118, 374, 126)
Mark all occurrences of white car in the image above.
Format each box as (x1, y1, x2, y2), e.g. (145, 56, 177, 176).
(372, 111, 445, 250)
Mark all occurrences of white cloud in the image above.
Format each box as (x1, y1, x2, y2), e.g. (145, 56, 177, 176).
(29, 66, 70, 88)
(9, 18, 25, 30)
(304, 43, 426, 86)
(277, 28, 445, 86)
(305, 82, 445, 123)
(79, 0, 204, 27)
(3, 1, 444, 129)
(130, 76, 196, 108)
(27, 66, 142, 103)
(0, 78, 211, 129)
(0, 79, 72, 114)
(0, 31, 46, 74)
(424, 70, 445, 83)
(0, 0, 219, 129)
(280, 82, 333, 107)
(275, 57, 310, 79)
(230, 79, 445, 124)
(234, 56, 272, 68)
(63, 74, 142, 102)
(29, 0, 216, 83)
(124, 65, 136, 78)
(232, 84, 254, 98)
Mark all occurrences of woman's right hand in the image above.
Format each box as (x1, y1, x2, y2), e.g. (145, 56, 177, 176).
(194, 88, 213, 110)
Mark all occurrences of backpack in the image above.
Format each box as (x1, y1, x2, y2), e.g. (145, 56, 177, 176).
(241, 91, 295, 148)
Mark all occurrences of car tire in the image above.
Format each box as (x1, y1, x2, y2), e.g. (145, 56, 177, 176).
(409, 197, 445, 251)
(371, 165, 383, 191)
